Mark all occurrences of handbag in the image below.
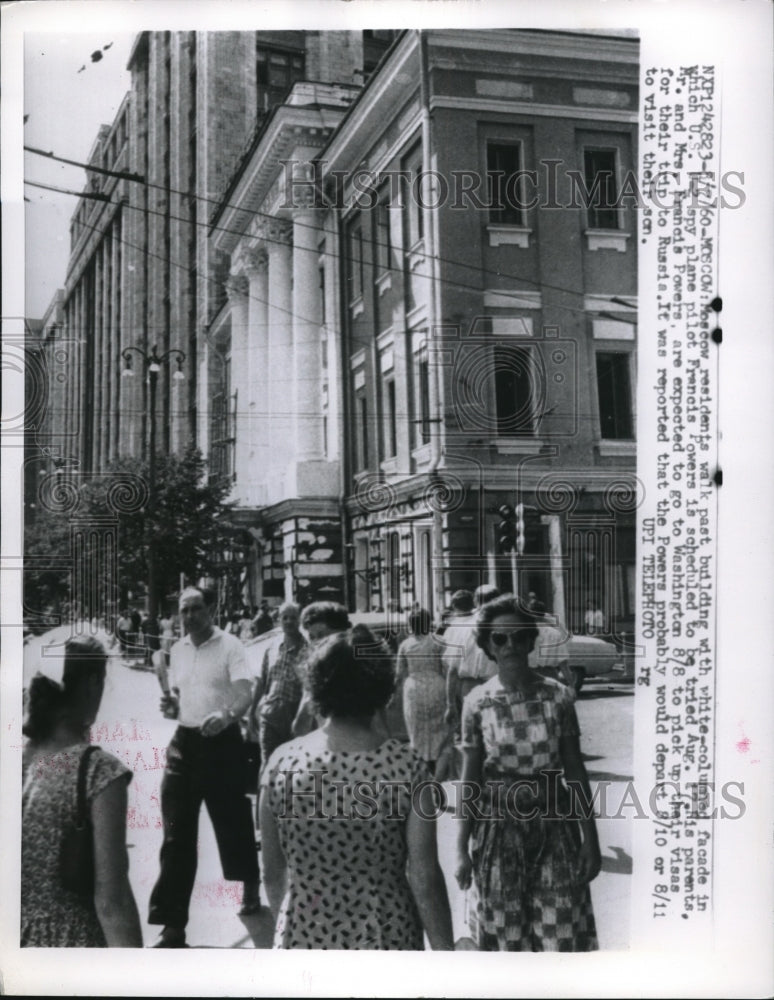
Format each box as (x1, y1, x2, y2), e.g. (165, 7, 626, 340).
(59, 745, 99, 897)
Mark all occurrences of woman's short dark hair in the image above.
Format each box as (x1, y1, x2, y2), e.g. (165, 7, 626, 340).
(300, 601, 351, 633)
(23, 636, 107, 741)
(408, 608, 432, 635)
(450, 589, 475, 613)
(474, 594, 539, 660)
(307, 627, 395, 719)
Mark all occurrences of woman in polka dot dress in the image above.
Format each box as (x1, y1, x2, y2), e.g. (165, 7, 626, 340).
(259, 626, 453, 950)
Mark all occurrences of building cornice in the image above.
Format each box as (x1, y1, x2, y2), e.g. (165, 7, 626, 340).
(258, 496, 342, 523)
(430, 95, 637, 124)
(320, 31, 420, 175)
(434, 29, 639, 65)
(212, 89, 356, 252)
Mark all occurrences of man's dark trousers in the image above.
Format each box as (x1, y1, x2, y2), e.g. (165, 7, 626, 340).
(148, 723, 259, 929)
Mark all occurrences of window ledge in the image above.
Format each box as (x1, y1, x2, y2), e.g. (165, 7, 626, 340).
(597, 439, 636, 456)
(584, 230, 630, 252)
(406, 239, 426, 272)
(349, 295, 365, 318)
(492, 437, 545, 455)
(411, 442, 432, 467)
(375, 270, 392, 295)
(487, 225, 532, 248)
(380, 457, 399, 476)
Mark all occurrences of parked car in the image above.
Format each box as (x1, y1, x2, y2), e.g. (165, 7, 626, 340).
(540, 633, 627, 692)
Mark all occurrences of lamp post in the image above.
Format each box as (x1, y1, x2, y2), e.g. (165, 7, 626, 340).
(121, 345, 185, 620)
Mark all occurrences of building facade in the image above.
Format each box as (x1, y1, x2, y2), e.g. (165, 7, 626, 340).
(38, 28, 638, 638)
(37, 30, 394, 612)
(212, 28, 639, 638)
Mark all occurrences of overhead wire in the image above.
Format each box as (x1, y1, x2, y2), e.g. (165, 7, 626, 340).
(26, 182, 626, 424)
(24, 143, 638, 321)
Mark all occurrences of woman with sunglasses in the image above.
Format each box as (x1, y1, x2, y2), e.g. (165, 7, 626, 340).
(454, 595, 600, 951)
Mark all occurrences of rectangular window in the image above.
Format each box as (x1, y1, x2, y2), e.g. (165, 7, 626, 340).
(318, 263, 326, 325)
(346, 221, 364, 302)
(494, 344, 535, 437)
(583, 148, 619, 229)
(384, 378, 397, 458)
(487, 142, 525, 226)
(596, 352, 633, 439)
(355, 390, 369, 470)
(256, 46, 305, 111)
(402, 145, 424, 249)
(209, 356, 236, 482)
(418, 356, 431, 445)
(375, 195, 391, 274)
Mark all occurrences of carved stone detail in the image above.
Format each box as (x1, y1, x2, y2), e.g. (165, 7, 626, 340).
(226, 273, 249, 300)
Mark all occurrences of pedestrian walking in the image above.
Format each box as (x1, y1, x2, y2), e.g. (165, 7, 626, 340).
(159, 612, 176, 657)
(237, 607, 254, 643)
(259, 628, 454, 950)
(584, 599, 605, 635)
(250, 601, 274, 638)
(141, 614, 161, 668)
(148, 585, 261, 948)
(443, 585, 500, 727)
(129, 608, 142, 659)
(289, 601, 352, 739)
(455, 595, 600, 951)
(396, 608, 446, 770)
(254, 603, 308, 766)
(116, 610, 131, 657)
(21, 636, 143, 947)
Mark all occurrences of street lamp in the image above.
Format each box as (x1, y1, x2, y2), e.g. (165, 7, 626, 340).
(121, 345, 185, 620)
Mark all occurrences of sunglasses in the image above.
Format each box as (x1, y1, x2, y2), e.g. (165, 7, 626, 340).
(489, 630, 532, 649)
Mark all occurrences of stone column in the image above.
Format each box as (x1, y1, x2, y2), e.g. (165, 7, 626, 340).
(292, 208, 323, 462)
(226, 272, 250, 504)
(244, 247, 269, 505)
(264, 219, 293, 499)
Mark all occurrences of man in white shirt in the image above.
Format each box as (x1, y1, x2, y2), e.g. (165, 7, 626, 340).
(149, 586, 261, 947)
(443, 586, 500, 726)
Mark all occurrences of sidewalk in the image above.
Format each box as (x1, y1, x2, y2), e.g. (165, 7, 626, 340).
(26, 643, 629, 951)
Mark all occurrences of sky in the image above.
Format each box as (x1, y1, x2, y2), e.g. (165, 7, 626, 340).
(23, 32, 134, 318)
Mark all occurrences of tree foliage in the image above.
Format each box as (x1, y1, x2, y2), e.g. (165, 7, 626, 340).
(24, 447, 235, 618)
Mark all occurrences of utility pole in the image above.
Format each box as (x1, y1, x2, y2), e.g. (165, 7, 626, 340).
(122, 345, 185, 618)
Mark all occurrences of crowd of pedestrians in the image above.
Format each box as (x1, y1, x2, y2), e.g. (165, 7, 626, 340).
(22, 583, 601, 952)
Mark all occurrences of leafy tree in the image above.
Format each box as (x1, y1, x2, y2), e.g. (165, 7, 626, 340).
(87, 447, 236, 611)
(24, 447, 236, 621)
(23, 504, 73, 627)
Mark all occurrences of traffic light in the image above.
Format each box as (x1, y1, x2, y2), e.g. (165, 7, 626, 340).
(496, 504, 517, 554)
(515, 503, 525, 555)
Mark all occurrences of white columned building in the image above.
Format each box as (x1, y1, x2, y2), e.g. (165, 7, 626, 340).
(292, 207, 323, 465)
(243, 246, 269, 506)
(225, 273, 250, 504)
(264, 219, 294, 502)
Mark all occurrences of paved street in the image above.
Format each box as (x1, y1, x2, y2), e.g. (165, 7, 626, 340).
(23, 629, 633, 950)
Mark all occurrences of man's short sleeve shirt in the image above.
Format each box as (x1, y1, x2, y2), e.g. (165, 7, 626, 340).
(169, 626, 252, 727)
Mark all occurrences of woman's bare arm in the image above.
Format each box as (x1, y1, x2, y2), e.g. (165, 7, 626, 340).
(406, 785, 454, 950)
(91, 777, 143, 947)
(259, 787, 287, 921)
